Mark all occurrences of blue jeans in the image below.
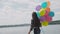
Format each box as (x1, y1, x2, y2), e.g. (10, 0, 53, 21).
(34, 27, 40, 34)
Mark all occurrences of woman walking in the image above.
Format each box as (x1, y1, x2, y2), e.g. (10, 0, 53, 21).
(28, 12, 41, 34)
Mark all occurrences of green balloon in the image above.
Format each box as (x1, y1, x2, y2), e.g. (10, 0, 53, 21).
(40, 10, 46, 16)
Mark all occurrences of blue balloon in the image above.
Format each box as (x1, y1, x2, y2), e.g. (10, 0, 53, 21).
(36, 12, 40, 18)
(41, 2, 48, 8)
(49, 11, 54, 17)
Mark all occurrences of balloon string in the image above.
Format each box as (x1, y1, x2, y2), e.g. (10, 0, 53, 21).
(40, 27, 45, 34)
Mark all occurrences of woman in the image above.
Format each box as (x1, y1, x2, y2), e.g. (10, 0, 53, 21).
(28, 12, 41, 34)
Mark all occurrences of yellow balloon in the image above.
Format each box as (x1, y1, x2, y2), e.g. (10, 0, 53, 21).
(41, 21, 48, 26)
(40, 8, 46, 11)
(40, 9, 46, 16)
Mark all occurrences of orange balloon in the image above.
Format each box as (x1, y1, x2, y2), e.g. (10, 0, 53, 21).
(47, 1, 51, 7)
(45, 7, 50, 12)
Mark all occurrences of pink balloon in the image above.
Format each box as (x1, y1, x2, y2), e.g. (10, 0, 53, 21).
(44, 11, 49, 16)
(45, 15, 52, 22)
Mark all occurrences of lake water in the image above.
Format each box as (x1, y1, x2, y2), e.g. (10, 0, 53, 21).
(0, 25, 60, 34)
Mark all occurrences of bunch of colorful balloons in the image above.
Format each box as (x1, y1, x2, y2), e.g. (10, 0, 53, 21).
(35, 1, 54, 26)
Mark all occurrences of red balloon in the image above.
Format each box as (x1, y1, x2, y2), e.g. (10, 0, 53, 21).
(45, 15, 52, 22)
(44, 10, 49, 16)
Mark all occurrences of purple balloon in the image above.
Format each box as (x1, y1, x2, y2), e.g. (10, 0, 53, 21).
(40, 16, 46, 22)
(35, 5, 41, 11)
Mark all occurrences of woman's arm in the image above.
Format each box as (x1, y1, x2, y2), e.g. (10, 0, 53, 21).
(28, 26, 33, 34)
(30, 24, 34, 32)
(28, 19, 34, 34)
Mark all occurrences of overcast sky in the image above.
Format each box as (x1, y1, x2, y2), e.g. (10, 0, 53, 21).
(0, 0, 60, 25)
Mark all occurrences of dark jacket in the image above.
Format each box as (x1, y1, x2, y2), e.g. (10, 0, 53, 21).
(30, 19, 41, 31)
(30, 12, 41, 31)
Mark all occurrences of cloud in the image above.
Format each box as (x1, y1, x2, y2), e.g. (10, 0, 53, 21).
(0, 0, 60, 25)
(0, 3, 4, 8)
(10, 2, 30, 10)
(50, 0, 60, 9)
(55, 12, 60, 15)
(53, 14, 60, 21)
(0, 0, 32, 11)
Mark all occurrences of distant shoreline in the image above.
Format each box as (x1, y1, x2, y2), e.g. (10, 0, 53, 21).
(0, 20, 60, 28)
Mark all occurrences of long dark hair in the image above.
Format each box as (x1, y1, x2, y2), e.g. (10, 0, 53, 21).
(32, 12, 41, 27)
(32, 12, 39, 21)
